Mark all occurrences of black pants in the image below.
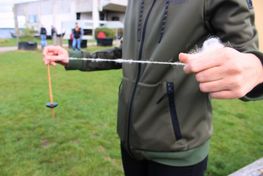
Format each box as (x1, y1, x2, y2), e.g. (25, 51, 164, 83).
(121, 145, 208, 176)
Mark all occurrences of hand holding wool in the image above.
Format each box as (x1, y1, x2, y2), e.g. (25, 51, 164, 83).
(179, 38, 263, 99)
(43, 46, 69, 66)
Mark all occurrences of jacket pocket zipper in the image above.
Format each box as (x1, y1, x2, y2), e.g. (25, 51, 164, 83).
(167, 82, 182, 140)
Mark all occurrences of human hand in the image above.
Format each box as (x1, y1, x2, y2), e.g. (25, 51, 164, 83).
(179, 47, 263, 99)
(43, 46, 69, 66)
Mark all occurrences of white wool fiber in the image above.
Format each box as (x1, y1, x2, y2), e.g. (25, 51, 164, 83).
(68, 38, 224, 66)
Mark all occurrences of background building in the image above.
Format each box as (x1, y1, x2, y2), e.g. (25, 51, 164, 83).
(13, 0, 262, 47)
(13, 0, 127, 39)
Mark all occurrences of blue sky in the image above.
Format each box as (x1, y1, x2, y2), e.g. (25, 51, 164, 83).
(0, 0, 38, 28)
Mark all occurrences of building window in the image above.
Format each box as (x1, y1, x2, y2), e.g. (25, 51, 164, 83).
(99, 12, 105, 21)
(29, 15, 38, 23)
(112, 16, 120, 21)
(76, 13, 81, 20)
(83, 29, 92, 35)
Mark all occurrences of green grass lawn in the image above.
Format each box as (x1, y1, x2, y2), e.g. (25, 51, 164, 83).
(0, 50, 262, 176)
(0, 39, 18, 47)
(0, 38, 68, 47)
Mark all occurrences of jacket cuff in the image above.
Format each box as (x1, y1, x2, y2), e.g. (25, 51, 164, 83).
(65, 59, 83, 70)
(241, 50, 263, 101)
(64, 50, 91, 70)
(241, 83, 263, 101)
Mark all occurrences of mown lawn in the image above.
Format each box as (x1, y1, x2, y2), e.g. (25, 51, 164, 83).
(0, 39, 18, 47)
(0, 49, 262, 176)
(0, 38, 68, 47)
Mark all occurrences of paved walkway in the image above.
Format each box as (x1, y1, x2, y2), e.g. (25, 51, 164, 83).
(0, 46, 17, 53)
(229, 158, 263, 176)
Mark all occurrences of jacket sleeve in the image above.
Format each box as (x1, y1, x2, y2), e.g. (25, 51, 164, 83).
(204, 0, 263, 100)
(65, 47, 122, 71)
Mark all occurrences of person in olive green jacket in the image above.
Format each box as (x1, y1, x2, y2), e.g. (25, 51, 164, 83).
(43, 0, 263, 175)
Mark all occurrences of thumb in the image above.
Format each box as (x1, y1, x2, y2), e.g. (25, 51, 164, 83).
(179, 53, 198, 74)
(179, 53, 191, 64)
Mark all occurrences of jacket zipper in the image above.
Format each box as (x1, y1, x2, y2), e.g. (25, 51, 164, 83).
(167, 82, 182, 140)
(126, 0, 157, 157)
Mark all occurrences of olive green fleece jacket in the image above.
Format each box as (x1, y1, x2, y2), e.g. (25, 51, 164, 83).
(66, 0, 263, 166)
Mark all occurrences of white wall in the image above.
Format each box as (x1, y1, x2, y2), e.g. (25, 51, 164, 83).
(102, 0, 128, 7)
(75, 0, 93, 12)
